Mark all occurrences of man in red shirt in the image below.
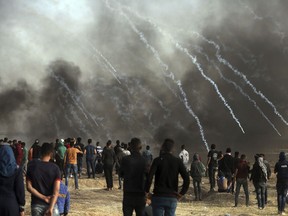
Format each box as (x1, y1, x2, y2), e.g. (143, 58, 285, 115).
(234, 154, 250, 207)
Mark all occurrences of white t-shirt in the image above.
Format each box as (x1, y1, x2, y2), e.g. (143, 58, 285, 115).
(179, 149, 189, 164)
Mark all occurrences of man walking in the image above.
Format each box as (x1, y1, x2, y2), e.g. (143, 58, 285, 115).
(146, 138, 190, 216)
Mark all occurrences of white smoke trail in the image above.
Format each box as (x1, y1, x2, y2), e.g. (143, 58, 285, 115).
(51, 73, 100, 128)
(193, 32, 288, 126)
(104, 0, 209, 151)
(192, 46, 281, 136)
(121, 4, 245, 134)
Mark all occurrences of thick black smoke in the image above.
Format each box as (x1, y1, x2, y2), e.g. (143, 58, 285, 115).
(0, 0, 288, 156)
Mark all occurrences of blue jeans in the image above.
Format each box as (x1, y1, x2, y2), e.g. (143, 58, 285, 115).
(31, 204, 59, 216)
(256, 182, 266, 208)
(235, 178, 249, 206)
(152, 196, 177, 216)
(65, 164, 78, 189)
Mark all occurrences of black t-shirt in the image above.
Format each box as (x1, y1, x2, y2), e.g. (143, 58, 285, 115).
(26, 160, 61, 205)
(208, 150, 218, 168)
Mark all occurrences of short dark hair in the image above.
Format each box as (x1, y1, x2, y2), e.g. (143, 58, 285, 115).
(130, 138, 142, 152)
(240, 154, 246, 160)
(211, 144, 216, 150)
(107, 140, 112, 146)
(123, 143, 128, 150)
(234, 151, 240, 157)
(181, 145, 185, 150)
(226, 148, 232, 153)
(77, 137, 81, 142)
(161, 138, 175, 153)
(41, 143, 54, 157)
(88, 139, 92, 144)
(116, 140, 120, 145)
(146, 145, 150, 150)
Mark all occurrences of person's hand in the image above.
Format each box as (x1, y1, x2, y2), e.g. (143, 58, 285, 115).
(45, 208, 53, 216)
(176, 193, 183, 201)
(43, 196, 51, 204)
(20, 211, 25, 216)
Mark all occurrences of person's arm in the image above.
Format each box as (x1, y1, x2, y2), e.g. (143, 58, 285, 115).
(206, 151, 211, 168)
(45, 180, 60, 216)
(26, 179, 51, 203)
(274, 163, 278, 174)
(76, 148, 83, 154)
(64, 190, 70, 215)
(15, 169, 25, 215)
(234, 168, 238, 182)
(83, 148, 87, 155)
(145, 159, 157, 194)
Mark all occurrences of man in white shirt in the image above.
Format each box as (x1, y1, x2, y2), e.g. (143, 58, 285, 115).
(179, 145, 189, 171)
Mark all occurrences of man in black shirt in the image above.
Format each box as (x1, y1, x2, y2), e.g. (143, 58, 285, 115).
(206, 144, 218, 192)
(120, 138, 147, 216)
(146, 138, 190, 216)
(218, 148, 234, 192)
(26, 142, 61, 216)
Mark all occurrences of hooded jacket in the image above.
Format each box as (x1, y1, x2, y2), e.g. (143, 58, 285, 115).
(274, 152, 288, 183)
(0, 144, 17, 177)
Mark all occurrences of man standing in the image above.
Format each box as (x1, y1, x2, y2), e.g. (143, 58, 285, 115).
(274, 152, 288, 215)
(218, 148, 234, 192)
(146, 139, 190, 216)
(234, 154, 250, 207)
(120, 138, 147, 216)
(74, 137, 85, 178)
(84, 139, 96, 179)
(26, 142, 61, 216)
(142, 145, 153, 172)
(179, 144, 189, 171)
(102, 140, 116, 190)
(64, 140, 83, 189)
(28, 139, 41, 161)
(206, 144, 218, 192)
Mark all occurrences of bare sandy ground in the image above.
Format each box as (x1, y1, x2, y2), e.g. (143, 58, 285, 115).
(23, 170, 282, 216)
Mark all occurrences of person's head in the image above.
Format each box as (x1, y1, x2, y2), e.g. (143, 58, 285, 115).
(259, 153, 265, 159)
(279, 152, 286, 162)
(116, 140, 120, 146)
(96, 142, 100, 146)
(88, 139, 92, 144)
(146, 145, 150, 150)
(21, 142, 26, 148)
(130, 138, 142, 153)
(181, 145, 185, 150)
(3, 137, 8, 143)
(240, 154, 246, 161)
(107, 140, 112, 147)
(254, 154, 260, 162)
(123, 143, 128, 150)
(234, 151, 240, 158)
(226, 148, 232, 154)
(71, 138, 76, 144)
(193, 153, 200, 161)
(13, 139, 17, 145)
(211, 144, 216, 150)
(161, 138, 175, 154)
(77, 137, 82, 143)
(41, 143, 54, 158)
(70, 140, 75, 147)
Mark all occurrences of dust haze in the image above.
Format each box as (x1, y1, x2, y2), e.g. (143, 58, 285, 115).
(0, 0, 288, 154)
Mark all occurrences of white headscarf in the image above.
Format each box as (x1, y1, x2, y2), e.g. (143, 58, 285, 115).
(258, 157, 268, 181)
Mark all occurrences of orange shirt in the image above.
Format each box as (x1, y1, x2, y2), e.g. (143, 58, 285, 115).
(66, 147, 82, 164)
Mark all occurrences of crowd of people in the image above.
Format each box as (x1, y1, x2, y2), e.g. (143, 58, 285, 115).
(0, 137, 288, 216)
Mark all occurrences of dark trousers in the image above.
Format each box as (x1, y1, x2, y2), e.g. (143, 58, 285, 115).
(104, 164, 113, 188)
(123, 195, 145, 216)
(235, 178, 249, 206)
(77, 157, 83, 175)
(193, 178, 202, 200)
(208, 167, 217, 190)
(86, 159, 95, 178)
(256, 182, 266, 208)
(277, 182, 288, 212)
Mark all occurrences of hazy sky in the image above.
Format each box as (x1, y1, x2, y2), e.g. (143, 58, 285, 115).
(0, 0, 288, 153)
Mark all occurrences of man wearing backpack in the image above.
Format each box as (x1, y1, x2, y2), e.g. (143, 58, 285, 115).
(179, 145, 189, 171)
(206, 144, 218, 192)
(218, 148, 234, 193)
(274, 152, 288, 215)
(190, 153, 206, 201)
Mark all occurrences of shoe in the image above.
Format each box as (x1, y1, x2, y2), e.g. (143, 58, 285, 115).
(281, 212, 286, 215)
